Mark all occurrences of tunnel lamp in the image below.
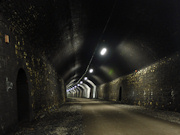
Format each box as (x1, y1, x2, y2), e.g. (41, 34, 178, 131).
(78, 84, 80, 86)
(84, 77, 88, 80)
(75, 86, 77, 88)
(100, 48, 107, 55)
(89, 68, 93, 73)
(80, 81, 83, 84)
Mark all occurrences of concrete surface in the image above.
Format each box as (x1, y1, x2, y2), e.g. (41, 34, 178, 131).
(76, 98, 180, 135)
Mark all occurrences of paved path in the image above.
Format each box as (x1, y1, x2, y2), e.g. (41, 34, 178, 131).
(72, 98, 180, 135)
(11, 98, 180, 135)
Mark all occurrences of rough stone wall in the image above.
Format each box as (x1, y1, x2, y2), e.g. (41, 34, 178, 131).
(0, 15, 18, 134)
(0, 15, 65, 134)
(97, 53, 180, 112)
(98, 78, 122, 101)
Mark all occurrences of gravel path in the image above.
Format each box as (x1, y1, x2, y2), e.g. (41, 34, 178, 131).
(10, 99, 83, 135)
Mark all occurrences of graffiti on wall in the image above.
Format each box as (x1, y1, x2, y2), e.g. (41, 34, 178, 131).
(6, 77, 13, 92)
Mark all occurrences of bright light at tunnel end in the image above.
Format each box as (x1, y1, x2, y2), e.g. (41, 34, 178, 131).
(100, 48, 107, 55)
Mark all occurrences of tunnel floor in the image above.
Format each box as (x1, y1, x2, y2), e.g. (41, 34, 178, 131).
(11, 98, 180, 135)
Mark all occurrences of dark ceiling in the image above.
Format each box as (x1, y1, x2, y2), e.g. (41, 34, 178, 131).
(1, 0, 180, 88)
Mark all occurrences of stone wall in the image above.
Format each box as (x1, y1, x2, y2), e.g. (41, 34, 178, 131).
(97, 53, 180, 112)
(0, 14, 66, 134)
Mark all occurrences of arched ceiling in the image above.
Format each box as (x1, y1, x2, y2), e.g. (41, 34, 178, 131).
(1, 0, 180, 88)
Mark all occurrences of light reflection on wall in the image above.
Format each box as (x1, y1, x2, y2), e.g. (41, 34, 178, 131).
(99, 66, 117, 79)
(86, 79, 96, 98)
(81, 83, 91, 98)
(116, 41, 154, 68)
(63, 64, 80, 79)
(90, 75, 104, 84)
(66, 78, 77, 89)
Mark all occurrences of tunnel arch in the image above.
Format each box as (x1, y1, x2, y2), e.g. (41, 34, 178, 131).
(77, 87, 83, 97)
(84, 79, 97, 99)
(16, 68, 30, 122)
(76, 88, 81, 97)
(79, 83, 91, 98)
(78, 85, 86, 98)
(69, 90, 75, 97)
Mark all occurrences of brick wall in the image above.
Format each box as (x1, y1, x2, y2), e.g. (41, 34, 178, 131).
(97, 53, 180, 112)
(0, 14, 66, 134)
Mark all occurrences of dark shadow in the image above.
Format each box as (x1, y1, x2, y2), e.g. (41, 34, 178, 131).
(89, 89, 92, 99)
(119, 87, 122, 101)
(16, 68, 30, 122)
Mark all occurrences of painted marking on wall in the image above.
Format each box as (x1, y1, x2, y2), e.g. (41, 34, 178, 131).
(6, 77, 13, 92)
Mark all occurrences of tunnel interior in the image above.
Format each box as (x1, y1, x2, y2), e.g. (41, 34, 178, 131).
(2, 0, 180, 89)
(16, 68, 30, 122)
(0, 0, 180, 134)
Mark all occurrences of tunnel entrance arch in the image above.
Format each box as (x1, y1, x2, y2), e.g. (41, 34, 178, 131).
(119, 86, 122, 101)
(16, 68, 30, 122)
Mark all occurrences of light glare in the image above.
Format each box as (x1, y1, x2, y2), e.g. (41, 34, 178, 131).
(100, 48, 107, 55)
(89, 68, 93, 73)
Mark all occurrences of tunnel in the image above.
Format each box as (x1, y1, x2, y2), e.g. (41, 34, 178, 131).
(0, 0, 180, 134)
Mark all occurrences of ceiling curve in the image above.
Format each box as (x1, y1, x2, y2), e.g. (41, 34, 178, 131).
(1, 0, 180, 88)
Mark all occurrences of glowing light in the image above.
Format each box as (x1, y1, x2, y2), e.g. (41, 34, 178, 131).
(75, 86, 77, 88)
(84, 77, 88, 80)
(77, 84, 80, 86)
(89, 68, 93, 73)
(100, 48, 107, 55)
(80, 81, 83, 84)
